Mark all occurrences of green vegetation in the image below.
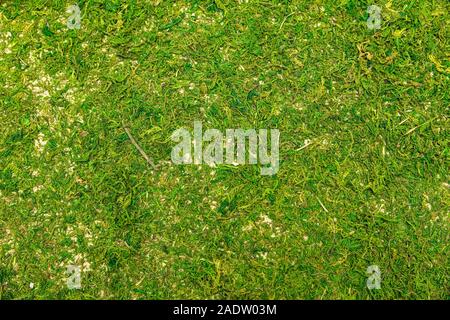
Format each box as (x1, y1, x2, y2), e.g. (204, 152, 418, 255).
(0, 0, 448, 299)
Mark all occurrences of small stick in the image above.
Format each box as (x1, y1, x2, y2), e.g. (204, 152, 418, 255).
(404, 117, 438, 136)
(279, 12, 296, 31)
(123, 126, 157, 170)
(296, 139, 314, 151)
(316, 197, 329, 213)
(398, 117, 409, 126)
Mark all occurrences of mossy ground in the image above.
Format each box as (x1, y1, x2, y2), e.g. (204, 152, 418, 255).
(0, 0, 448, 299)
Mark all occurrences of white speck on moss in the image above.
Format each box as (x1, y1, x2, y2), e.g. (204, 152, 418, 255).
(258, 252, 268, 260)
(259, 214, 273, 226)
(34, 133, 48, 154)
(32, 185, 44, 193)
